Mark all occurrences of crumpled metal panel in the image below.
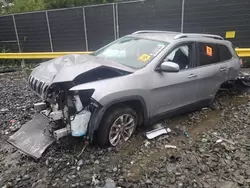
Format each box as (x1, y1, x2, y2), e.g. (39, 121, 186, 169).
(28, 54, 134, 94)
(8, 113, 55, 159)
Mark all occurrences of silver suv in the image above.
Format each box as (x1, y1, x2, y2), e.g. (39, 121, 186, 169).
(8, 30, 241, 158)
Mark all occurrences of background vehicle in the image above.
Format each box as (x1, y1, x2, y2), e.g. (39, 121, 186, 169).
(8, 30, 241, 159)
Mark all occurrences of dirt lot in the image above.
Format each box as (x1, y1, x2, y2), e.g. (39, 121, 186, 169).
(0, 72, 250, 188)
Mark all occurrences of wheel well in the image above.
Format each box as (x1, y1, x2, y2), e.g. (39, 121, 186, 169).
(102, 100, 145, 127)
(122, 100, 144, 126)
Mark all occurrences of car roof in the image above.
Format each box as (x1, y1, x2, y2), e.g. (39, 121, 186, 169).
(131, 33, 178, 43)
(128, 30, 224, 43)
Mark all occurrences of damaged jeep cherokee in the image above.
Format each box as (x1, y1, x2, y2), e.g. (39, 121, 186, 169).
(8, 30, 240, 159)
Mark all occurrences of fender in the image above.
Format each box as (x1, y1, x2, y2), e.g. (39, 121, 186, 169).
(88, 95, 149, 141)
(227, 66, 240, 81)
(69, 74, 150, 140)
(69, 74, 148, 103)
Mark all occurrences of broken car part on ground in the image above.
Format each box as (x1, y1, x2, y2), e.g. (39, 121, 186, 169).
(7, 31, 243, 159)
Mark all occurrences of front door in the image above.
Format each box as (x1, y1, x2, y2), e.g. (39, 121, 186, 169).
(150, 42, 199, 118)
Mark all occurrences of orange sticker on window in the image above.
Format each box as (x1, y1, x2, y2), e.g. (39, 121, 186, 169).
(206, 46, 213, 56)
(138, 54, 151, 62)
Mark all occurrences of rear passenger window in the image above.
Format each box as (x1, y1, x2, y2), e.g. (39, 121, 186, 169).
(198, 43, 220, 66)
(219, 44, 232, 61)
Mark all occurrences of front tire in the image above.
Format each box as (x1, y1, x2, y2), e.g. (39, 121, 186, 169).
(96, 105, 137, 148)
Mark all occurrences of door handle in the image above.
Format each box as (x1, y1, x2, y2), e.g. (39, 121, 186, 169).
(188, 74, 197, 78)
(220, 67, 227, 72)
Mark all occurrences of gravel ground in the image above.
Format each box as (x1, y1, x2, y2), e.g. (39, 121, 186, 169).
(0, 72, 250, 188)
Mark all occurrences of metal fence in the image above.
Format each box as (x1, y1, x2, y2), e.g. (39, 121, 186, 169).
(0, 0, 250, 53)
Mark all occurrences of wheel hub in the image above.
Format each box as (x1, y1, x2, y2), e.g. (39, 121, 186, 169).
(108, 114, 135, 146)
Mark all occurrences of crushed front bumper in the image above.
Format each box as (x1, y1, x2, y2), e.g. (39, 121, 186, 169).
(8, 113, 55, 159)
(8, 101, 94, 159)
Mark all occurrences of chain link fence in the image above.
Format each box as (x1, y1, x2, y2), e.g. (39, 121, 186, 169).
(0, 0, 249, 53)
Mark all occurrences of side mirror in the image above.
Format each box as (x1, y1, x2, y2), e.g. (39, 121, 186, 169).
(157, 61, 180, 72)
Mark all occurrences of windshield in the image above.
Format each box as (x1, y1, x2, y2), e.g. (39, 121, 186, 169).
(93, 37, 168, 69)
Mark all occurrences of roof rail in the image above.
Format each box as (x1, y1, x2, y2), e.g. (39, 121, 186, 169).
(174, 33, 224, 40)
(132, 30, 178, 35)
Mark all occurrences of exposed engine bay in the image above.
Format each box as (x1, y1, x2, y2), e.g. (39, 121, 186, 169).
(40, 83, 100, 138)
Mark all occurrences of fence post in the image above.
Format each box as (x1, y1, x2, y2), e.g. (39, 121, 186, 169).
(181, 0, 185, 33)
(82, 7, 89, 51)
(115, 3, 119, 38)
(45, 11, 54, 52)
(12, 14, 26, 75)
(113, 3, 117, 40)
(12, 15, 21, 52)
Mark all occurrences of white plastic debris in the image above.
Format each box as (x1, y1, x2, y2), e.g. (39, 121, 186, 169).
(146, 128, 167, 139)
(213, 135, 235, 145)
(216, 139, 223, 143)
(92, 174, 99, 186)
(144, 140, 150, 147)
(77, 159, 83, 166)
(95, 178, 116, 188)
(166, 128, 172, 133)
(71, 95, 91, 137)
(165, 145, 177, 149)
(0, 108, 9, 112)
(146, 123, 169, 140)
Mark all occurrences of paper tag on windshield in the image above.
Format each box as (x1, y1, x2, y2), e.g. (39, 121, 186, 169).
(138, 54, 151, 62)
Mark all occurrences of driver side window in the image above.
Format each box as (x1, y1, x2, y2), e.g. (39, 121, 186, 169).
(164, 43, 195, 70)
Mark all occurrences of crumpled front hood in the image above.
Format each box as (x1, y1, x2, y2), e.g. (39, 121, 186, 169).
(30, 54, 134, 84)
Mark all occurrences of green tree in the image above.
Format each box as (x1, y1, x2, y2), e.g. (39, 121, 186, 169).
(44, 0, 115, 9)
(1, 0, 118, 15)
(0, 0, 14, 14)
(9, 0, 45, 13)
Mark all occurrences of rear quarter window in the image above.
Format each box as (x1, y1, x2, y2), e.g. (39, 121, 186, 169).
(198, 42, 233, 66)
(219, 44, 233, 61)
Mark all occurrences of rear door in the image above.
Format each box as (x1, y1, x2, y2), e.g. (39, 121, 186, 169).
(196, 42, 231, 101)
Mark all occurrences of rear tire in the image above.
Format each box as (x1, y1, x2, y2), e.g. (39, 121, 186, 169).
(95, 105, 137, 148)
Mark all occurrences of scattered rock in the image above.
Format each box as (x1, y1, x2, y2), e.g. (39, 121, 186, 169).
(96, 178, 116, 188)
(220, 181, 237, 188)
(23, 175, 30, 180)
(245, 169, 250, 176)
(170, 177, 176, 184)
(0, 108, 9, 112)
(77, 159, 83, 166)
(145, 179, 152, 184)
(237, 176, 245, 185)
(201, 138, 208, 142)
(16, 178, 22, 182)
(144, 141, 150, 147)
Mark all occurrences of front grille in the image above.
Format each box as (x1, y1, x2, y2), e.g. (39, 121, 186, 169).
(28, 76, 49, 96)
